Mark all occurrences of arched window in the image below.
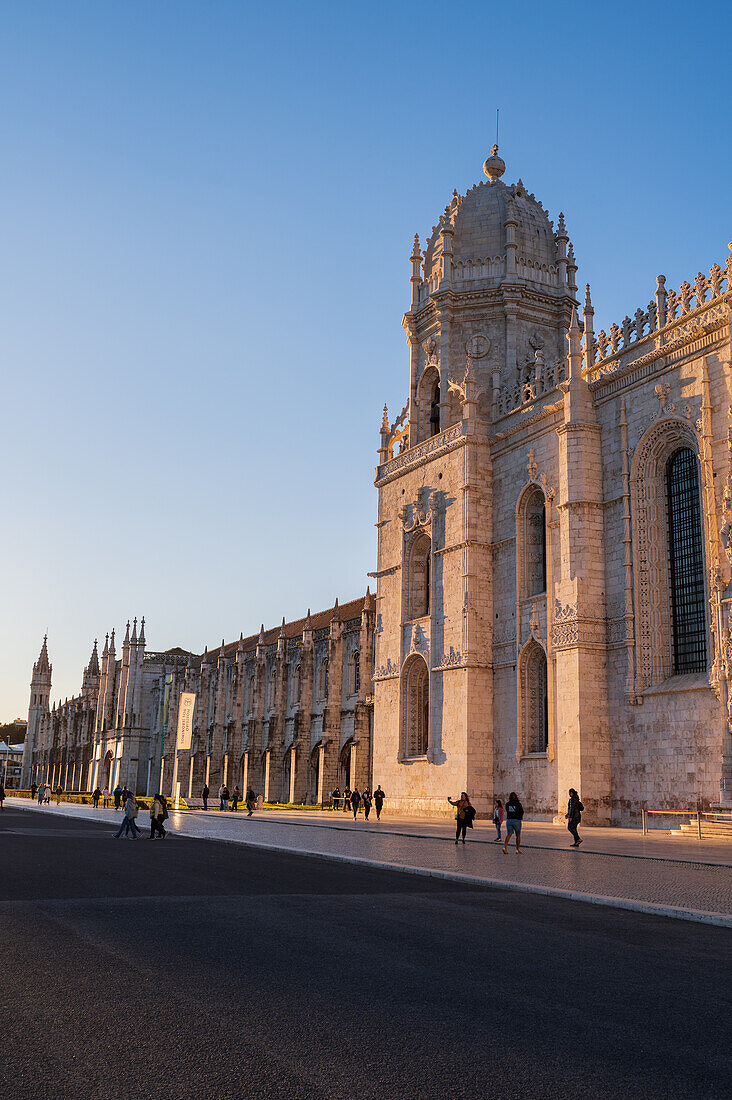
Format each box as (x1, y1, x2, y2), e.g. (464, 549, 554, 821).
(520, 641, 548, 755)
(632, 421, 708, 692)
(667, 448, 707, 673)
(348, 649, 360, 696)
(430, 380, 440, 436)
(520, 486, 546, 597)
(319, 659, 329, 701)
(408, 532, 431, 619)
(402, 655, 429, 758)
(292, 663, 301, 705)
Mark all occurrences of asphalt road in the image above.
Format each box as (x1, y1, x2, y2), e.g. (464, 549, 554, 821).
(2, 807, 729, 1100)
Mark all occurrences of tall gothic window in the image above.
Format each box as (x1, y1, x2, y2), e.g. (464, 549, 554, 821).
(430, 380, 440, 436)
(521, 641, 548, 755)
(402, 655, 429, 758)
(319, 659, 329, 700)
(666, 448, 707, 673)
(348, 649, 360, 696)
(521, 487, 546, 597)
(409, 532, 431, 619)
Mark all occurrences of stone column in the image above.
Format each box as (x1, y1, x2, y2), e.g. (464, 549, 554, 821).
(553, 311, 611, 823)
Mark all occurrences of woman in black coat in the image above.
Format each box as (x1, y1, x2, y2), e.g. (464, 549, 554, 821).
(350, 787, 361, 819)
(566, 788, 584, 847)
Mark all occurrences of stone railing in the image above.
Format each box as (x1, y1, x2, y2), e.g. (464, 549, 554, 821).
(586, 247, 732, 378)
(495, 352, 565, 419)
(376, 421, 465, 483)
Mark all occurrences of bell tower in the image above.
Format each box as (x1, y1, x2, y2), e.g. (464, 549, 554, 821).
(22, 635, 52, 786)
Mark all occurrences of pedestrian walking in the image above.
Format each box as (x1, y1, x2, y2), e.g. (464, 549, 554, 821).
(373, 785, 386, 821)
(31, 783, 38, 800)
(54, 784, 63, 806)
(218, 783, 226, 811)
(350, 787, 361, 819)
(202, 782, 209, 811)
(114, 794, 141, 839)
(0, 783, 5, 810)
(331, 786, 341, 810)
(566, 788, 584, 847)
(121, 785, 130, 806)
(231, 785, 241, 812)
(245, 787, 256, 816)
(342, 786, 351, 812)
(503, 792, 524, 854)
(148, 794, 166, 839)
(493, 798, 504, 841)
(37, 783, 45, 805)
(113, 784, 123, 810)
(362, 787, 372, 820)
(43, 785, 51, 804)
(92, 787, 102, 809)
(102, 786, 110, 808)
(448, 792, 475, 843)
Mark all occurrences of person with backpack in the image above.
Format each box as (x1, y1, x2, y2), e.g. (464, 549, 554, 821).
(503, 792, 524, 854)
(149, 794, 166, 839)
(448, 792, 475, 843)
(113, 784, 123, 810)
(566, 788, 584, 847)
(493, 798, 504, 842)
(245, 787, 256, 816)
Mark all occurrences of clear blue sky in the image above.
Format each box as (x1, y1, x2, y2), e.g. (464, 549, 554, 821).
(2, 0, 730, 720)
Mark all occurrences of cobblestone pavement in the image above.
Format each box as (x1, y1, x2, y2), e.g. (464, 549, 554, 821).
(8, 797, 731, 924)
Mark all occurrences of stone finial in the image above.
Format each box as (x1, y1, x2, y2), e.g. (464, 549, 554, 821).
(109, 629, 115, 652)
(332, 597, 340, 621)
(123, 621, 130, 646)
(138, 617, 145, 646)
(131, 618, 138, 645)
(483, 144, 505, 182)
(584, 284, 594, 315)
(381, 404, 389, 433)
(411, 233, 421, 260)
(258, 624, 265, 645)
(102, 633, 109, 658)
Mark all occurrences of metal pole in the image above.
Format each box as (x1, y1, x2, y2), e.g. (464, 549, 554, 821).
(697, 809, 702, 840)
(158, 673, 171, 794)
(642, 807, 646, 835)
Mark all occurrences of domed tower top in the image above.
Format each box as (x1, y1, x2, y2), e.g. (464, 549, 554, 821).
(415, 149, 577, 304)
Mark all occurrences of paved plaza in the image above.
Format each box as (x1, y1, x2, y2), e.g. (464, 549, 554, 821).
(2, 805, 730, 1100)
(7, 797, 731, 925)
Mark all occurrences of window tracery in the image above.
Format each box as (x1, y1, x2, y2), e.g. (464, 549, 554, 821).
(401, 655, 429, 758)
(632, 420, 709, 691)
(519, 640, 548, 755)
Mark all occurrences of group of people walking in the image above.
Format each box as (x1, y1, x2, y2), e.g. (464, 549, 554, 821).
(449, 788, 584, 851)
(30, 782, 63, 806)
(330, 785, 386, 821)
(202, 783, 257, 815)
(112, 792, 169, 839)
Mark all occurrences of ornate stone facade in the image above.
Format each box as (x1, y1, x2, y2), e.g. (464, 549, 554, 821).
(373, 147, 732, 823)
(22, 597, 376, 804)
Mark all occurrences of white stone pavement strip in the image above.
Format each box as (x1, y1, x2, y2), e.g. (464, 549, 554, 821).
(7, 798, 732, 926)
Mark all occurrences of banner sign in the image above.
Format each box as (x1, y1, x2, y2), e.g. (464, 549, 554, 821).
(176, 692, 196, 751)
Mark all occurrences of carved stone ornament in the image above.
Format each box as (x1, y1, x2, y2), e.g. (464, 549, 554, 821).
(525, 451, 556, 501)
(433, 647, 464, 670)
(465, 333, 491, 359)
(399, 489, 436, 532)
(422, 337, 438, 366)
(373, 657, 399, 681)
(410, 623, 429, 657)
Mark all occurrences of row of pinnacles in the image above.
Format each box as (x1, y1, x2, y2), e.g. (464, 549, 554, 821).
(586, 247, 732, 370)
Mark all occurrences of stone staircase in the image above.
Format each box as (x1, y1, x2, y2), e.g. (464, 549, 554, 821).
(671, 813, 732, 840)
